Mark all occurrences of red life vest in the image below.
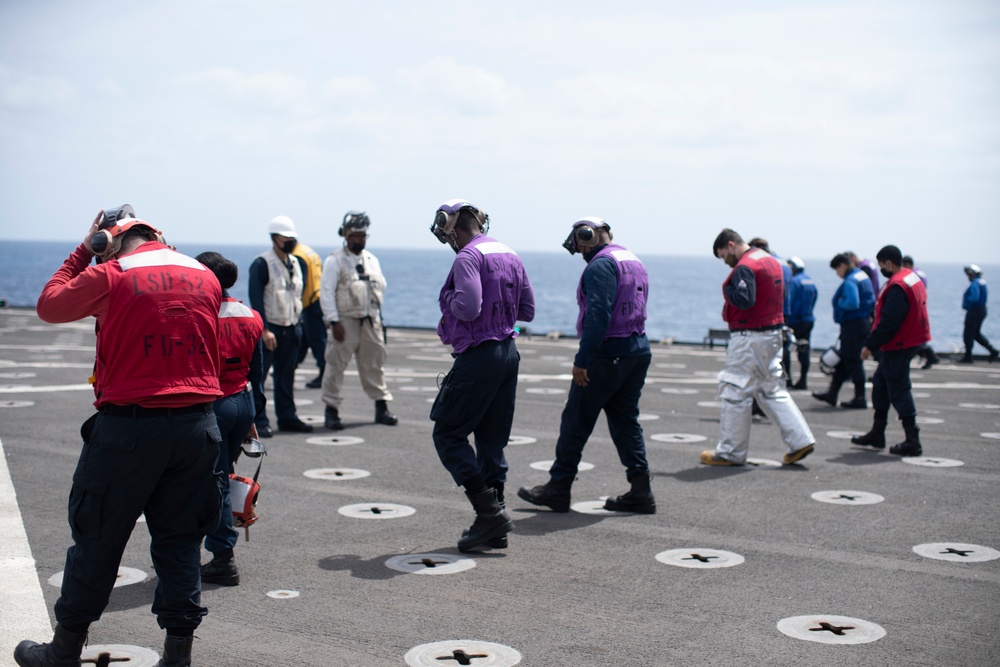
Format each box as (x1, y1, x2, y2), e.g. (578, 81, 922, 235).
(218, 298, 264, 397)
(94, 243, 223, 407)
(722, 248, 785, 330)
(873, 268, 931, 351)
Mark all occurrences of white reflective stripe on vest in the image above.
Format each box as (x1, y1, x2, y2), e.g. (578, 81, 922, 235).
(219, 301, 257, 319)
(117, 248, 206, 271)
(903, 272, 922, 287)
(609, 249, 640, 263)
(475, 242, 516, 256)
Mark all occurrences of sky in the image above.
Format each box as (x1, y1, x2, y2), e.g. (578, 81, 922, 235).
(1, 0, 998, 262)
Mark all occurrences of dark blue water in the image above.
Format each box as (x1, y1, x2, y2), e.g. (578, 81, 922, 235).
(2, 240, 996, 352)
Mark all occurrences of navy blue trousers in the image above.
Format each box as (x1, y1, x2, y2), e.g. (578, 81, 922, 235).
(55, 407, 223, 631)
(257, 322, 301, 427)
(871, 348, 918, 420)
(297, 300, 327, 373)
(833, 317, 870, 394)
(430, 338, 519, 487)
(964, 306, 994, 355)
(205, 388, 255, 553)
(549, 354, 652, 484)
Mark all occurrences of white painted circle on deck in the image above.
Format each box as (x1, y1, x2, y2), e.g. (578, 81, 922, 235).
(745, 458, 783, 468)
(811, 490, 885, 505)
(338, 503, 416, 519)
(507, 435, 537, 446)
(292, 398, 314, 406)
(525, 387, 565, 395)
(697, 401, 722, 408)
(385, 553, 476, 575)
(915, 416, 944, 425)
(912, 543, 1000, 562)
(959, 403, 1000, 410)
(637, 413, 660, 421)
(405, 640, 522, 666)
(660, 388, 699, 395)
(305, 435, 365, 446)
(49, 566, 147, 589)
(650, 433, 707, 443)
(655, 548, 745, 569)
(777, 615, 886, 644)
(267, 589, 300, 599)
(81, 645, 160, 666)
(902, 457, 964, 468)
(298, 414, 324, 424)
(304, 468, 371, 480)
(530, 460, 593, 472)
(981, 432, 1000, 440)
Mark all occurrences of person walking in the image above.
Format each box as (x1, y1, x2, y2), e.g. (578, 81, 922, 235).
(17, 206, 224, 667)
(286, 223, 327, 389)
(784, 257, 818, 389)
(195, 252, 265, 588)
(902, 255, 940, 369)
(852, 245, 933, 456)
(700, 229, 815, 467)
(958, 264, 998, 363)
(428, 199, 534, 552)
(518, 218, 655, 514)
(248, 216, 313, 436)
(320, 211, 397, 429)
(812, 253, 874, 409)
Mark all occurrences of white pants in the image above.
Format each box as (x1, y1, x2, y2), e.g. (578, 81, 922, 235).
(321, 317, 392, 408)
(715, 329, 814, 464)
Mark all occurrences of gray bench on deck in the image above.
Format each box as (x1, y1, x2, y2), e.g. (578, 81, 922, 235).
(703, 328, 730, 348)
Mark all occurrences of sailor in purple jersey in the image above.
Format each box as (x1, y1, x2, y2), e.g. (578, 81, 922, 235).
(428, 199, 535, 552)
(518, 218, 655, 514)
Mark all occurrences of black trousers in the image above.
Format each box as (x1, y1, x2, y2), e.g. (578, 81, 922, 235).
(832, 317, 870, 393)
(871, 348, 918, 420)
(431, 338, 519, 487)
(784, 321, 814, 379)
(55, 407, 223, 630)
(964, 306, 994, 356)
(549, 354, 652, 484)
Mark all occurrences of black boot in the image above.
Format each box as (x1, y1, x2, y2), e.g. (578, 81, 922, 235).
(812, 380, 842, 407)
(890, 420, 922, 457)
(374, 400, 398, 426)
(14, 623, 87, 667)
(791, 377, 807, 390)
(462, 484, 508, 549)
(457, 488, 513, 553)
(851, 416, 887, 449)
(200, 548, 239, 586)
(324, 405, 344, 430)
(840, 395, 867, 409)
(989, 348, 999, 364)
(517, 478, 573, 513)
(157, 635, 193, 667)
(604, 473, 656, 514)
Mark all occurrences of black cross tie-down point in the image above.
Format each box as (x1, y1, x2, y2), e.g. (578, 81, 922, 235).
(838, 494, 859, 501)
(411, 558, 449, 568)
(83, 653, 129, 666)
(436, 649, 490, 664)
(942, 547, 974, 557)
(683, 553, 719, 563)
(810, 622, 856, 636)
(367, 507, 393, 515)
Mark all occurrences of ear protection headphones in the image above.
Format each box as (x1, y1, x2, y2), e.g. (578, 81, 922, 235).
(339, 210, 370, 237)
(430, 199, 489, 244)
(88, 204, 163, 260)
(563, 217, 612, 255)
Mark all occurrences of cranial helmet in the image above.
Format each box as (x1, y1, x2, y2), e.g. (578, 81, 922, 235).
(562, 217, 612, 255)
(964, 264, 983, 278)
(339, 211, 370, 237)
(88, 204, 163, 261)
(430, 199, 489, 244)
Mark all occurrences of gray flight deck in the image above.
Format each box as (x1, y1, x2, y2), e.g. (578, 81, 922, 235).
(1, 307, 998, 666)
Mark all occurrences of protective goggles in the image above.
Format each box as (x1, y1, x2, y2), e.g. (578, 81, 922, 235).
(88, 205, 162, 260)
(430, 199, 489, 244)
(339, 210, 370, 237)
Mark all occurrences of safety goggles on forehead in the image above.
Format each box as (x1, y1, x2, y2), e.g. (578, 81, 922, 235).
(430, 200, 489, 244)
(562, 218, 609, 255)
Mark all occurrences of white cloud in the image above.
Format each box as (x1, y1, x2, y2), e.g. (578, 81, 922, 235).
(172, 67, 313, 115)
(0, 63, 77, 112)
(322, 75, 376, 99)
(397, 57, 517, 116)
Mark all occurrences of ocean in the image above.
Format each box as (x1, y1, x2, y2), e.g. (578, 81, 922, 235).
(1, 240, 996, 353)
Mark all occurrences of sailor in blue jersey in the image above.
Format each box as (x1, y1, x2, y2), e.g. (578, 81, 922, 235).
(783, 257, 818, 389)
(813, 253, 874, 409)
(429, 200, 535, 552)
(958, 264, 998, 364)
(518, 218, 655, 514)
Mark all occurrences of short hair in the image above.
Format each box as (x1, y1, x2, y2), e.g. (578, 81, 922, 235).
(196, 251, 239, 289)
(748, 237, 771, 253)
(902, 255, 914, 267)
(876, 245, 903, 267)
(712, 228, 743, 255)
(455, 207, 483, 234)
(830, 253, 851, 269)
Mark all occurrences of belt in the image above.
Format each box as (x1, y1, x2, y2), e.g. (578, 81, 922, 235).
(100, 402, 213, 418)
(734, 325, 783, 333)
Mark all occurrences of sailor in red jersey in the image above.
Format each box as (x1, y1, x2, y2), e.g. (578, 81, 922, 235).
(852, 245, 932, 457)
(195, 252, 265, 588)
(17, 206, 223, 667)
(701, 229, 816, 467)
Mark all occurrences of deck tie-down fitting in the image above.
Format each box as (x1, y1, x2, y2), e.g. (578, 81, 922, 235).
(436, 649, 490, 664)
(810, 622, 856, 636)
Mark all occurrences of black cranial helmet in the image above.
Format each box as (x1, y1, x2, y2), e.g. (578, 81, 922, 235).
(339, 211, 370, 237)
(430, 199, 489, 244)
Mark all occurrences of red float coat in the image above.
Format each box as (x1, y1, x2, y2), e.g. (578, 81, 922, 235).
(722, 248, 785, 330)
(37, 242, 223, 408)
(218, 298, 264, 397)
(873, 268, 931, 351)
